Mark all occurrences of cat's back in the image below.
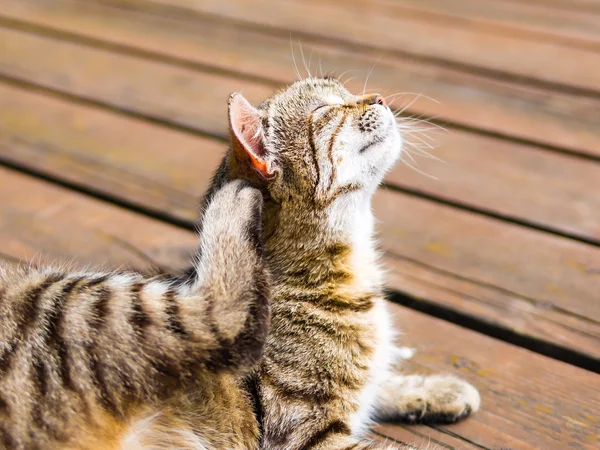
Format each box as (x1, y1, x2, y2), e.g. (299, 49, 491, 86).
(0, 264, 120, 449)
(0, 264, 170, 450)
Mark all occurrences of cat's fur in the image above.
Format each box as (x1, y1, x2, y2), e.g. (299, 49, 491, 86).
(200, 77, 481, 450)
(0, 181, 270, 450)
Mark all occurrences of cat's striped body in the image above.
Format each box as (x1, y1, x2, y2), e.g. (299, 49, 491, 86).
(0, 181, 269, 450)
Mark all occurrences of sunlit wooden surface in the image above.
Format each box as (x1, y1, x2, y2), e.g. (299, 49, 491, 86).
(0, 0, 599, 448)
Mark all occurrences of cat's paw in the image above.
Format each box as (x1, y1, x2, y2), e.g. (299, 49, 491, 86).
(420, 375, 480, 423)
(402, 375, 480, 424)
(377, 374, 480, 425)
(202, 180, 264, 253)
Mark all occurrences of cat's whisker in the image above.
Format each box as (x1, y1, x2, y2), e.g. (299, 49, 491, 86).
(342, 76, 358, 87)
(404, 141, 445, 162)
(337, 69, 360, 86)
(362, 56, 381, 95)
(299, 42, 312, 78)
(308, 48, 315, 78)
(289, 37, 302, 81)
(402, 117, 448, 134)
(394, 95, 423, 117)
(318, 54, 324, 78)
(401, 151, 439, 179)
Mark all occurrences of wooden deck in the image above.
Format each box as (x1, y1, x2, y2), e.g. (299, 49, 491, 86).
(0, 0, 599, 448)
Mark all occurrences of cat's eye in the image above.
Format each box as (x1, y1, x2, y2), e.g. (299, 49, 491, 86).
(312, 104, 330, 114)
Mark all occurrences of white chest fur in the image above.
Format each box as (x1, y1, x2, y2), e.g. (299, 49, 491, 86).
(349, 298, 397, 436)
(329, 198, 398, 435)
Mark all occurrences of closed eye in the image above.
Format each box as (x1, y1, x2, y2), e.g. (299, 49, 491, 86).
(312, 104, 330, 114)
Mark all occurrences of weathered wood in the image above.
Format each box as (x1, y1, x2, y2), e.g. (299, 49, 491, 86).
(98, 0, 600, 92)
(1, 29, 600, 245)
(0, 167, 598, 449)
(503, 0, 600, 14)
(375, 189, 600, 327)
(1, 82, 599, 362)
(353, 0, 600, 47)
(2, 1, 600, 159)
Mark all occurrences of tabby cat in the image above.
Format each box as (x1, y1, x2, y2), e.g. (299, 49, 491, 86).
(0, 180, 270, 449)
(207, 77, 482, 450)
(0, 76, 479, 450)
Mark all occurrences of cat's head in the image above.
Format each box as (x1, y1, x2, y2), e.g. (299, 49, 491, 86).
(226, 77, 401, 210)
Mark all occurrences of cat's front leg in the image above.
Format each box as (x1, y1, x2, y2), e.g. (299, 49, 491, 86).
(374, 374, 480, 424)
(188, 179, 270, 373)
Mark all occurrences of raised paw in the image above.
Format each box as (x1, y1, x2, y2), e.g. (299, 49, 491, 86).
(195, 180, 270, 372)
(201, 179, 264, 254)
(376, 374, 480, 425)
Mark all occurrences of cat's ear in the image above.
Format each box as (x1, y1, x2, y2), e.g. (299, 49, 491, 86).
(228, 93, 274, 179)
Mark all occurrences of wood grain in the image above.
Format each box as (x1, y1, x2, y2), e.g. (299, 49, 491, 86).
(349, 0, 600, 48)
(1, 28, 599, 244)
(0, 166, 598, 449)
(102, 0, 600, 92)
(0, 82, 599, 362)
(2, 1, 600, 159)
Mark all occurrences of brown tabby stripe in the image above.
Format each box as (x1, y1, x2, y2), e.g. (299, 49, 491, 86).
(129, 282, 152, 336)
(261, 370, 335, 404)
(274, 304, 359, 338)
(31, 355, 52, 432)
(0, 425, 17, 449)
(0, 274, 64, 374)
(325, 111, 349, 192)
(90, 285, 112, 329)
(339, 445, 361, 450)
(87, 285, 115, 411)
(45, 277, 86, 390)
(314, 108, 341, 130)
(163, 289, 188, 337)
(307, 112, 321, 194)
(282, 269, 351, 288)
(294, 292, 374, 313)
(321, 182, 363, 208)
(246, 205, 264, 259)
(303, 420, 351, 449)
(32, 357, 48, 398)
(89, 352, 115, 413)
(21, 273, 65, 334)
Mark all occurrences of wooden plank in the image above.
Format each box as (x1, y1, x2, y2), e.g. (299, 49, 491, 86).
(2, 1, 600, 159)
(100, 0, 600, 92)
(0, 83, 598, 363)
(0, 167, 598, 449)
(1, 27, 600, 245)
(498, 0, 600, 15)
(357, 0, 600, 48)
(0, 169, 196, 271)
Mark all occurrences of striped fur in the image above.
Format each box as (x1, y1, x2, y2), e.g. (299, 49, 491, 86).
(211, 77, 480, 450)
(0, 180, 270, 450)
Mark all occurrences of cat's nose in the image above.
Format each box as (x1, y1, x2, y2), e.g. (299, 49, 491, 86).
(356, 94, 386, 107)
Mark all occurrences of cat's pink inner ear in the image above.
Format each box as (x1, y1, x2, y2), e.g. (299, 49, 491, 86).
(228, 93, 272, 178)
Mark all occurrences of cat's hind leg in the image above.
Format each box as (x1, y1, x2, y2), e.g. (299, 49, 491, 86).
(374, 375, 480, 424)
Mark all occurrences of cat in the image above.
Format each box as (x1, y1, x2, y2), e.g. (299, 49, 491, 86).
(0, 180, 270, 450)
(199, 76, 481, 450)
(0, 76, 479, 450)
